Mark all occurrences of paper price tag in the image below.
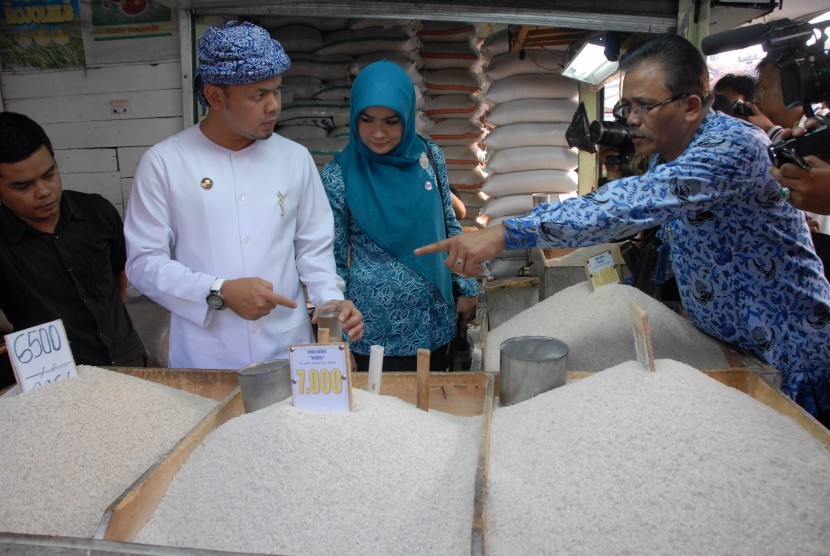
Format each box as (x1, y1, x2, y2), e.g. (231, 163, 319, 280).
(629, 301, 656, 372)
(585, 250, 620, 291)
(288, 343, 352, 413)
(5, 319, 77, 392)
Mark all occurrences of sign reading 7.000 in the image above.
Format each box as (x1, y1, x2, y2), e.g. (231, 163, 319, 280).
(288, 343, 352, 413)
(5, 319, 77, 392)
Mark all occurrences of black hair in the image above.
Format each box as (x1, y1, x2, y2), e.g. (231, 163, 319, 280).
(711, 92, 736, 116)
(0, 111, 54, 165)
(618, 33, 712, 107)
(713, 73, 756, 102)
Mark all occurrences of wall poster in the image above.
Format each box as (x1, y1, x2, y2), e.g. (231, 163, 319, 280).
(79, 0, 178, 65)
(0, 0, 85, 70)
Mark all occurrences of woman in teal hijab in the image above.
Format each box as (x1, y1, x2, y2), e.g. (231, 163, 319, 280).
(321, 60, 478, 371)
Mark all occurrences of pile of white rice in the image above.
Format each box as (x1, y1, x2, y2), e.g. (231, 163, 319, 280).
(487, 359, 830, 555)
(485, 282, 730, 372)
(137, 389, 483, 556)
(0, 366, 218, 537)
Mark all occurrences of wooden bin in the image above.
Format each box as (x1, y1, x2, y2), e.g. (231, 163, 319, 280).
(471, 368, 830, 556)
(94, 367, 242, 542)
(96, 370, 492, 546)
(95, 367, 830, 556)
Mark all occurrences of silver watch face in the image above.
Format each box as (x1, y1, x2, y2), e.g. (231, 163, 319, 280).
(207, 292, 225, 310)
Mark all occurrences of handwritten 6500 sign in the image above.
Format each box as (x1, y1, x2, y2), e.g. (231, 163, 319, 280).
(5, 319, 77, 392)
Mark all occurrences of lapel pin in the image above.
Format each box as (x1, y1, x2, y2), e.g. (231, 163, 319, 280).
(200, 177, 213, 190)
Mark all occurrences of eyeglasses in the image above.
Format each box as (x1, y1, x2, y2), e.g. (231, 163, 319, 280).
(613, 93, 691, 120)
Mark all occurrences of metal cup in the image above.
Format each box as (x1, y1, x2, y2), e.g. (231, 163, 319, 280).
(499, 336, 568, 406)
(236, 359, 292, 413)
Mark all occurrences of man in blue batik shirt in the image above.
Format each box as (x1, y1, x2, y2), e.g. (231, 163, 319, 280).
(417, 33, 830, 427)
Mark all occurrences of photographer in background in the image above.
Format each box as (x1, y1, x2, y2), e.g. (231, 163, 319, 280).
(713, 73, 756, 103)
(771, 115, 830, 215)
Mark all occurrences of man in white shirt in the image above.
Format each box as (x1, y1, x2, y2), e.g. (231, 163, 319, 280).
(125, 21, 362, 369)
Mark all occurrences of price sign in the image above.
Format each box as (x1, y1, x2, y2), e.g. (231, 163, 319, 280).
(5, 319, 77, 392)
(288, 343, 352, 413)
(629, 300, 656, 372)
(585, 250, 620, 291)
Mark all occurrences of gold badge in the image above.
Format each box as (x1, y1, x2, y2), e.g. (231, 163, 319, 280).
(278, 191, 285, 217)
(419, 152, 429, 170)
(200, 177, 213, 190)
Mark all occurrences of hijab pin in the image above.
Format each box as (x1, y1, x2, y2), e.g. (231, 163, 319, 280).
(200, 177, 213, 190)
(278, 191, 285, 217)
(419, 152, 429, 170)
(424, 181, 433, 191)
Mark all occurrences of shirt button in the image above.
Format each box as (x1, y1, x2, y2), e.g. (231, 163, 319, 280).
(242, 237, 250, 244)
(251, 327, 258, 333)
(239, 195, 246, 201)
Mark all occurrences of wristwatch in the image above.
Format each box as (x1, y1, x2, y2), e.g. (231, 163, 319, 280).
(206, 278, 226, 310)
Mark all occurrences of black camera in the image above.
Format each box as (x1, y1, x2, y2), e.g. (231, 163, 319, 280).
(768, 121, 830, 169)
(703, 19, 830, 167)
(731, 99, 754, 117)
(589, 119, 633, 152)
(566, 102, 636, 170)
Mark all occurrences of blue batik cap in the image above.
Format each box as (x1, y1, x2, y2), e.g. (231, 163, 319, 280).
(194, 21, 291, 112)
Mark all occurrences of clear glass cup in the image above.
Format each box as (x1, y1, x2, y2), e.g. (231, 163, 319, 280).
(315, 300, 343, 342)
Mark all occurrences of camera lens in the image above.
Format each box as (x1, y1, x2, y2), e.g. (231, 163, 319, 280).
(590, 120, 631, 150)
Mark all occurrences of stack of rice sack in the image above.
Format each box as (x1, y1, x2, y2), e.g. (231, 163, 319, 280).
(270, 18, 352, 172)
(479, 30, 580, 277)
(419, 22, 488, 227)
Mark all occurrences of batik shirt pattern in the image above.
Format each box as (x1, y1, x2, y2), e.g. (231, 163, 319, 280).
(322, 141, 478, 357)
(503, 110, 830, 417)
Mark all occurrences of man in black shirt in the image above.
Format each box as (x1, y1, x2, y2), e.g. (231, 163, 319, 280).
(0, 112, 145, 387)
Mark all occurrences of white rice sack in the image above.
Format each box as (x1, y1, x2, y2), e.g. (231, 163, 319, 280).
(136, 389, 482, 556)
(481, 122, 570, 149)
(288, 53, 352, 80)
(420, 41, 481, 71)
(447, 166, 488, 189)
(427, 119, 483, 144)
(442, 144, 485, 167)
(316, 27, 418, 56)
(0, 366, 217, 538)
(350, 51, 423, 85)
(487, 359, 830, 556)
(348, 18, 416, 31)
(481, 194, 533, 219)
(423, 68, 480, 94)
(424, 93, 483, 120)
(258, 16, 345, 33)
(269, 24, 322, 53)
(276, 125, 329, 140)
(277, 101, 350, 130)
(294, 136, 349, 165)
(418, 21, 476, 43)
(280, 76, 323, 101)
(328, 125, 350, 138)
(480, 28, 510, 60)
(484, 73, 578, 104)
(456, 189, 486, 208)
(314, 78, 352, 101)
(485, 98, 579, 127)
(485, 50, 567, 81)
(484, 282, 731, 372)
(483, 169, 578, 196)
(486, 145, 577, 173)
